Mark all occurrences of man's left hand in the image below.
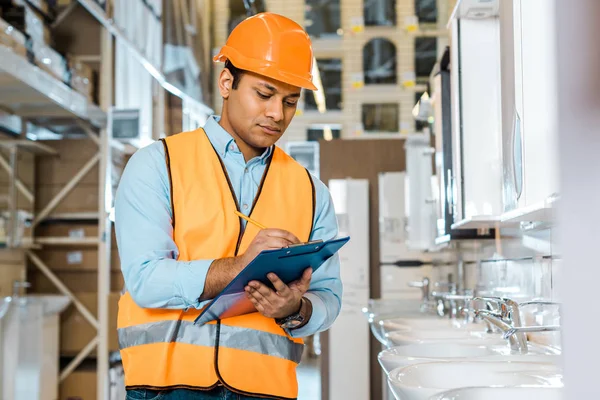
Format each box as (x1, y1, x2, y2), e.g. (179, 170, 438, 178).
(245, 268, 312, 319)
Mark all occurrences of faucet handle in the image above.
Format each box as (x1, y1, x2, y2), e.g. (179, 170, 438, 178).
(474, 305, 511, 322)
(12, 280, 31, 297)
(473, 296, 519, 310)
(407, 277, 430, 288)
(474, 309, 503, 319)
(503, 325, 561, 340)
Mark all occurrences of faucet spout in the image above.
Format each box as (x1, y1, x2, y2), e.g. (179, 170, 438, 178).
(475, 310, 528, 353)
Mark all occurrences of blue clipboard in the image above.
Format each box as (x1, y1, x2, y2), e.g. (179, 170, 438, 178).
(194, 236, 350, 326)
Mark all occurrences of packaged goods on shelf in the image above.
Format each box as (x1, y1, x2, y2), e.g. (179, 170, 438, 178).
(0, 2, 51, 44)
(0, 248, 26, 297)
(0, 16, 28, 57)
(70, 59, 96, 102)
(30, 38, 70, 83)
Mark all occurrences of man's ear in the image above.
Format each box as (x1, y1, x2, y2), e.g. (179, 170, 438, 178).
(219, 68, 234, 99)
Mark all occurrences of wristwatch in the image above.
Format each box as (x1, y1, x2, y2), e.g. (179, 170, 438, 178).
(276, 298, 309, 329)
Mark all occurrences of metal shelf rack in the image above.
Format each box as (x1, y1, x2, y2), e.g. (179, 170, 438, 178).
(0, 21, 114, 398)
(1, 1, 213, 397)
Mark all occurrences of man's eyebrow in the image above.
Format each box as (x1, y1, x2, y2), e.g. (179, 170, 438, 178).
(257, 82, 301, 98)
(258, 82, 277, 92)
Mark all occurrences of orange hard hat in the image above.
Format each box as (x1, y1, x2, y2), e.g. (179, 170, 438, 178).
(214, 12, 317, 91)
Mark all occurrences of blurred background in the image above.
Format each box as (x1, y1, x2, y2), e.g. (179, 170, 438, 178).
(1, 0, 598, 399)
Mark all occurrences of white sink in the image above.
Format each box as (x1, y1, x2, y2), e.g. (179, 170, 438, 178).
(429, 386, 564, 400)
(381, 317, 457, 333)
(379, 342, 560, 375)
(370, 315, 437, 346)
(379, 343, 496, 374)
(388, 361, 563, 400)
(33, 295, 71, 315)
(386, 327, 505, 347)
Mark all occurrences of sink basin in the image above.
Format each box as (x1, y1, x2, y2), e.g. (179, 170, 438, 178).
(366, 305, 434, 345)
(379, 343, 497, 374)
(378, 342, 561, 375)
(385, 327, 504, 347)
(32, 295, 71, 315)
(429, 386, 563, 400)
(381, 317, 457, 332)
(388, 361, 563, 400)
(362, 299, 425, 322)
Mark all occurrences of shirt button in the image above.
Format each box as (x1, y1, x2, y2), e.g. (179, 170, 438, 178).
(229, 145, 235, 151)
(244, 167, 248, 173)
(243, 204, 249, 210)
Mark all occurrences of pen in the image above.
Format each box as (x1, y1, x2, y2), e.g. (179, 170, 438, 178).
(234, 210, 267, 230)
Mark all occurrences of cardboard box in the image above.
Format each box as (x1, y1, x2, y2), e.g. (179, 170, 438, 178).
(36, 184, 102, 214)
(36, 161, 101, 186)
(28, 269, 125, 293)
(0, 249, 26, 297)
(0, 146, 35, 186)
(59, 361, 126, 400)
(70, 60, 96, 103)
(0, 3, 51, 44)
(0, 16, 28, 57)
(35, 222, 117, 244)
(59, 364, 97, 400)
(35, 139, 127, 186)
(31, 38, 69, 83)
(60, 292, 120, 356)
(33, 246, 121, 272)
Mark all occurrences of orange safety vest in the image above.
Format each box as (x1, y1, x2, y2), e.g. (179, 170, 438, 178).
(117, 128, 316, 399)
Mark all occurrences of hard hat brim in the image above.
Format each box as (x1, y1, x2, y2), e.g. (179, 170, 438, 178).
(214, 46, 318, 91)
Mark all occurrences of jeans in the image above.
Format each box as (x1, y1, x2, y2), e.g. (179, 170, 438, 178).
(125, 386, 270, 400)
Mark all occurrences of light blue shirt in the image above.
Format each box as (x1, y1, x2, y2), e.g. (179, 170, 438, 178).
(114, 116, 342, 337)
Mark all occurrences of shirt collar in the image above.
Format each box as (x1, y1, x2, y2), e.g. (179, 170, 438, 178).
(203, 115, 273, 164)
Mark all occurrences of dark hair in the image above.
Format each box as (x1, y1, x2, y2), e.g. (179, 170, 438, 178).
(224, 60, 244, 89)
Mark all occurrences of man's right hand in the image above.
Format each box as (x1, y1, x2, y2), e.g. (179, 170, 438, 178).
(200, 228, 300, 301)
(238, 229, 301, 269)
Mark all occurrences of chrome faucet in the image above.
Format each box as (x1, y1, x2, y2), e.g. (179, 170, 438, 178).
(474, 297, 562, 353)
(475, 309, 528, 352)
(445, 291, 474, 322)
(407, 277, 431, 313)
(407, 277, 430, 301)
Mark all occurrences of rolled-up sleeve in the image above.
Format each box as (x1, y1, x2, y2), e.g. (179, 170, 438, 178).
(287, 177, 343, 338)
(114, 141, 211, 310)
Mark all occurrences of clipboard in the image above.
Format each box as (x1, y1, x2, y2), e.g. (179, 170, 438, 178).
(194, 236, 350, 326)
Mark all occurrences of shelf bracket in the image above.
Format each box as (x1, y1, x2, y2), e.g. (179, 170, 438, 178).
(32, 153, 100, 227)
(26, 251, 99, 329)
(59, 336, 99, 382)
(0, 153, 34, 203)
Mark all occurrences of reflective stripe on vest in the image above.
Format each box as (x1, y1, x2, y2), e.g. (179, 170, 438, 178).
(118, 321, 304, 363)
(118, 128, 315, 399)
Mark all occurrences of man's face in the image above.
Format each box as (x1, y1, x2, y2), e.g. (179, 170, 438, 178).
(220, 69, 302, 149)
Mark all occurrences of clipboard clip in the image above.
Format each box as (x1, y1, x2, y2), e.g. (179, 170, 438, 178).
(287, 239, 323, 248)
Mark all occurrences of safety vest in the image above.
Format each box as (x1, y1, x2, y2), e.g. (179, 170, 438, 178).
(117, 128, 316, 399)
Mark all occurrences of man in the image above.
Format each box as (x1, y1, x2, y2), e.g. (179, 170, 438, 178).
(115, 12, 343, 400)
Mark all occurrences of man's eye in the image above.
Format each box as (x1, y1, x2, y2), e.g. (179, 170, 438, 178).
(285, 101, 298, 107)
(257, 92, 270, 99)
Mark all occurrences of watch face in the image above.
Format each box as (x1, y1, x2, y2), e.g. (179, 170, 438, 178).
(281, 319, 303, 329)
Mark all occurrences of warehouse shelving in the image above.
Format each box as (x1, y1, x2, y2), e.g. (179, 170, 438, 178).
(2, 3, 212, 399)
(0, 46, 105, 129)
(0, 9, 116, 399)
(75, 0, 213, 115)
